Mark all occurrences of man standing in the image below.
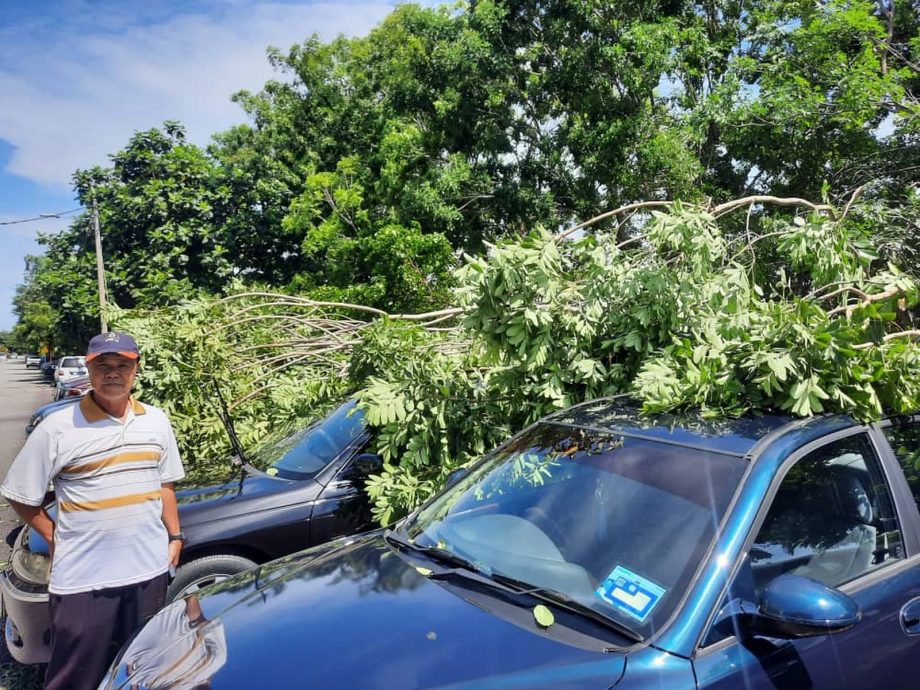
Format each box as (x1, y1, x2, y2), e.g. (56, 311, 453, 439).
(1, 332, 185, 690)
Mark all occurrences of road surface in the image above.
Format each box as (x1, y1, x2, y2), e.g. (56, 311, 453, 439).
(0, 361, 54, 562)
(0, 359, 54, 689)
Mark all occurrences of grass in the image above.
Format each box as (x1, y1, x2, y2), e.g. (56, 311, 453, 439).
(0, 662, 42, 690)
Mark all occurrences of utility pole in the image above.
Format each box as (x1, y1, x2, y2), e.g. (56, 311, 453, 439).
(90, 185, 109, 333)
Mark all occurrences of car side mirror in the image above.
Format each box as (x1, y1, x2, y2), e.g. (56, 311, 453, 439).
(352, 453, 382, 476)
(444, 467, 469, 489)
(745, 574, 860, 638)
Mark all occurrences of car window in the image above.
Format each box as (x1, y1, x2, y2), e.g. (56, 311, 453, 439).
(704, 433, 904, 646)
(60, 357, 85, 368)
(882, 422, 920, 511)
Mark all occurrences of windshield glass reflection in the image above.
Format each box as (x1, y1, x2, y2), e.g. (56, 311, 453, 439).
(405, 422, 746, 635)
(248, 400, 366, 480)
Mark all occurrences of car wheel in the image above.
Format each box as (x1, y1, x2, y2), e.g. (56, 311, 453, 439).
(166, 554, 258, 602)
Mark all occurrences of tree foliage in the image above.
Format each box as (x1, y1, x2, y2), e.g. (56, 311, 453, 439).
(105, 196, 919, 522)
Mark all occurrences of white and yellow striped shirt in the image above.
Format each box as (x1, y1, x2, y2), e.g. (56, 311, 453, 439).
(1, 395, 185, 594)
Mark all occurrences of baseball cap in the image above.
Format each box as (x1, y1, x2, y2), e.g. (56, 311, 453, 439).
(86, 332, 140, 361)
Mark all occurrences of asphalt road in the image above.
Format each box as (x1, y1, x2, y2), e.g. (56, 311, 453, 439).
(0, 359, 53, 689)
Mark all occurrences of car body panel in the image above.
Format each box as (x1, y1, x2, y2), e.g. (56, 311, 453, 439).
(178, 473, 322, 561)
(25, 396, 82, 435)
(54, 375, 90, 401)
(545, 400, 792, 456)
(695, 555, 920, 689)
(97, 399, 920, 689)
(0, 573, 49, 664)
(106, 534, 629, 690)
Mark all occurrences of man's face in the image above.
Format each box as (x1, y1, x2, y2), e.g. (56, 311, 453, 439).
(87, 353, 138, 398)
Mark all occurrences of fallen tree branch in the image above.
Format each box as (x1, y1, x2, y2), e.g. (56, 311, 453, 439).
(712, 195, 836, 219)
(854, 330, 920, 350)
(827, 287, 903, 317)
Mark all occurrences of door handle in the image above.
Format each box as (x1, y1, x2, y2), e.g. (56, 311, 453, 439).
(899, 598, 920, 635)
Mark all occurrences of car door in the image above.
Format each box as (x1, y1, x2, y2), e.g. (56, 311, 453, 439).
(694, 428, 920, 690)
(310, 437, 383, 545)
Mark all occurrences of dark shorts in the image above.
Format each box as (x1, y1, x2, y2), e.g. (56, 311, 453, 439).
(45, 572, 168, 690)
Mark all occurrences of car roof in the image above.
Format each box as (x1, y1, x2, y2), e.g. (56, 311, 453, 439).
(543, 397, 799, 456)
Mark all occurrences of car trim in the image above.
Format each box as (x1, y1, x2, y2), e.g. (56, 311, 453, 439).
(869, 419, 920, 556)
(543, 420, 750, 457)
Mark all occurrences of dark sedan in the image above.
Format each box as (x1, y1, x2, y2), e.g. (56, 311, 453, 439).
(1, 398, 382, 664)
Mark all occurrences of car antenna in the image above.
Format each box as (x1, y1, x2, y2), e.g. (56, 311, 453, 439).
(210, 378, 248, 467)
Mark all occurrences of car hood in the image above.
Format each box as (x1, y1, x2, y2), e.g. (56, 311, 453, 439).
(104, 534, 628, 690)
(176, 470, 320, 527)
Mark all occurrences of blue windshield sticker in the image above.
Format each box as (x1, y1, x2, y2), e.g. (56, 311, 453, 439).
(594, 565, 666, 623)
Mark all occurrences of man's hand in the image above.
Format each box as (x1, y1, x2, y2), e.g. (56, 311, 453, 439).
(161, 482, 182, 569)
(168, 539, 182, 567)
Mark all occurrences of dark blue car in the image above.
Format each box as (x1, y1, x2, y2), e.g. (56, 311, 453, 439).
(99, 398, 920, 689)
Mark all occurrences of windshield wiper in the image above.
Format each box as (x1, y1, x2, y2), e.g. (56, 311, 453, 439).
(384, 529, 642, 644)
(384, 529, 482, 573)
(489, 572, 644, 644)
(210, 379, 248, 466)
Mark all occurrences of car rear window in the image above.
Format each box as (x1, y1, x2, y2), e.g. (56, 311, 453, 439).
(60, 357, 85, 368)
(250, 400, 366, 480)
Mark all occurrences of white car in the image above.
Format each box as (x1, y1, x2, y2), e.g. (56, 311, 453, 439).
(53, 356, 87, 387)
(24, 355, 41, 368)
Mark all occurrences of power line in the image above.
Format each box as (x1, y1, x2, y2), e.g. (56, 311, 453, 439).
(0, 207, 83, 226)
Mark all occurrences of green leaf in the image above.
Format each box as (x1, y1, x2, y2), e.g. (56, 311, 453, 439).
(533, 605, 555, 628)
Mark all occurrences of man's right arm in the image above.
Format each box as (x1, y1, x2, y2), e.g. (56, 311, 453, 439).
(1, 426, 59, 553)
(7, 501, 54, 554)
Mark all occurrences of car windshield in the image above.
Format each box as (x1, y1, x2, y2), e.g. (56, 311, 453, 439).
(404, 422, 747, 636)
(60, 357, 85, 368)
(248, 400, 366, 480)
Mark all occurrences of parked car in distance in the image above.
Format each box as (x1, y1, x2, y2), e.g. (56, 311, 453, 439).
(40, 357, 59, 382)
(94, 397, 920, 690)
(23, 355, 40, 368)
(53, 356, 86, 388)
(1, 398, 382, 664)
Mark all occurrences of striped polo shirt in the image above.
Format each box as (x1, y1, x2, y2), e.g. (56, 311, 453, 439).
(1, 395, 185, 594)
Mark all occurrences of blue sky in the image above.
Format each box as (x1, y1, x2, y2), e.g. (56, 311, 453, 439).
(0, 0, 400, 330)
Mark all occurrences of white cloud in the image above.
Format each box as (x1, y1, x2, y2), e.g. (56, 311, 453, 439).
(0, 1, 396, 189)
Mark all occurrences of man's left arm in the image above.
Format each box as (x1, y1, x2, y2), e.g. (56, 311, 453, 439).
(161, 482, 182, 567)
(157, 412, 186, 568)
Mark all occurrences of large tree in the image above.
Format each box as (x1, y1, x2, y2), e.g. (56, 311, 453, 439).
(12, 0, 919, 373)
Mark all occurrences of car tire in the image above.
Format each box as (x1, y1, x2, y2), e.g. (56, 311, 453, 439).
(166, 554, 258, 602)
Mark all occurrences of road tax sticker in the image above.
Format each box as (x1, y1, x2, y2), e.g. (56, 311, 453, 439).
(594, 565, 666, 623)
